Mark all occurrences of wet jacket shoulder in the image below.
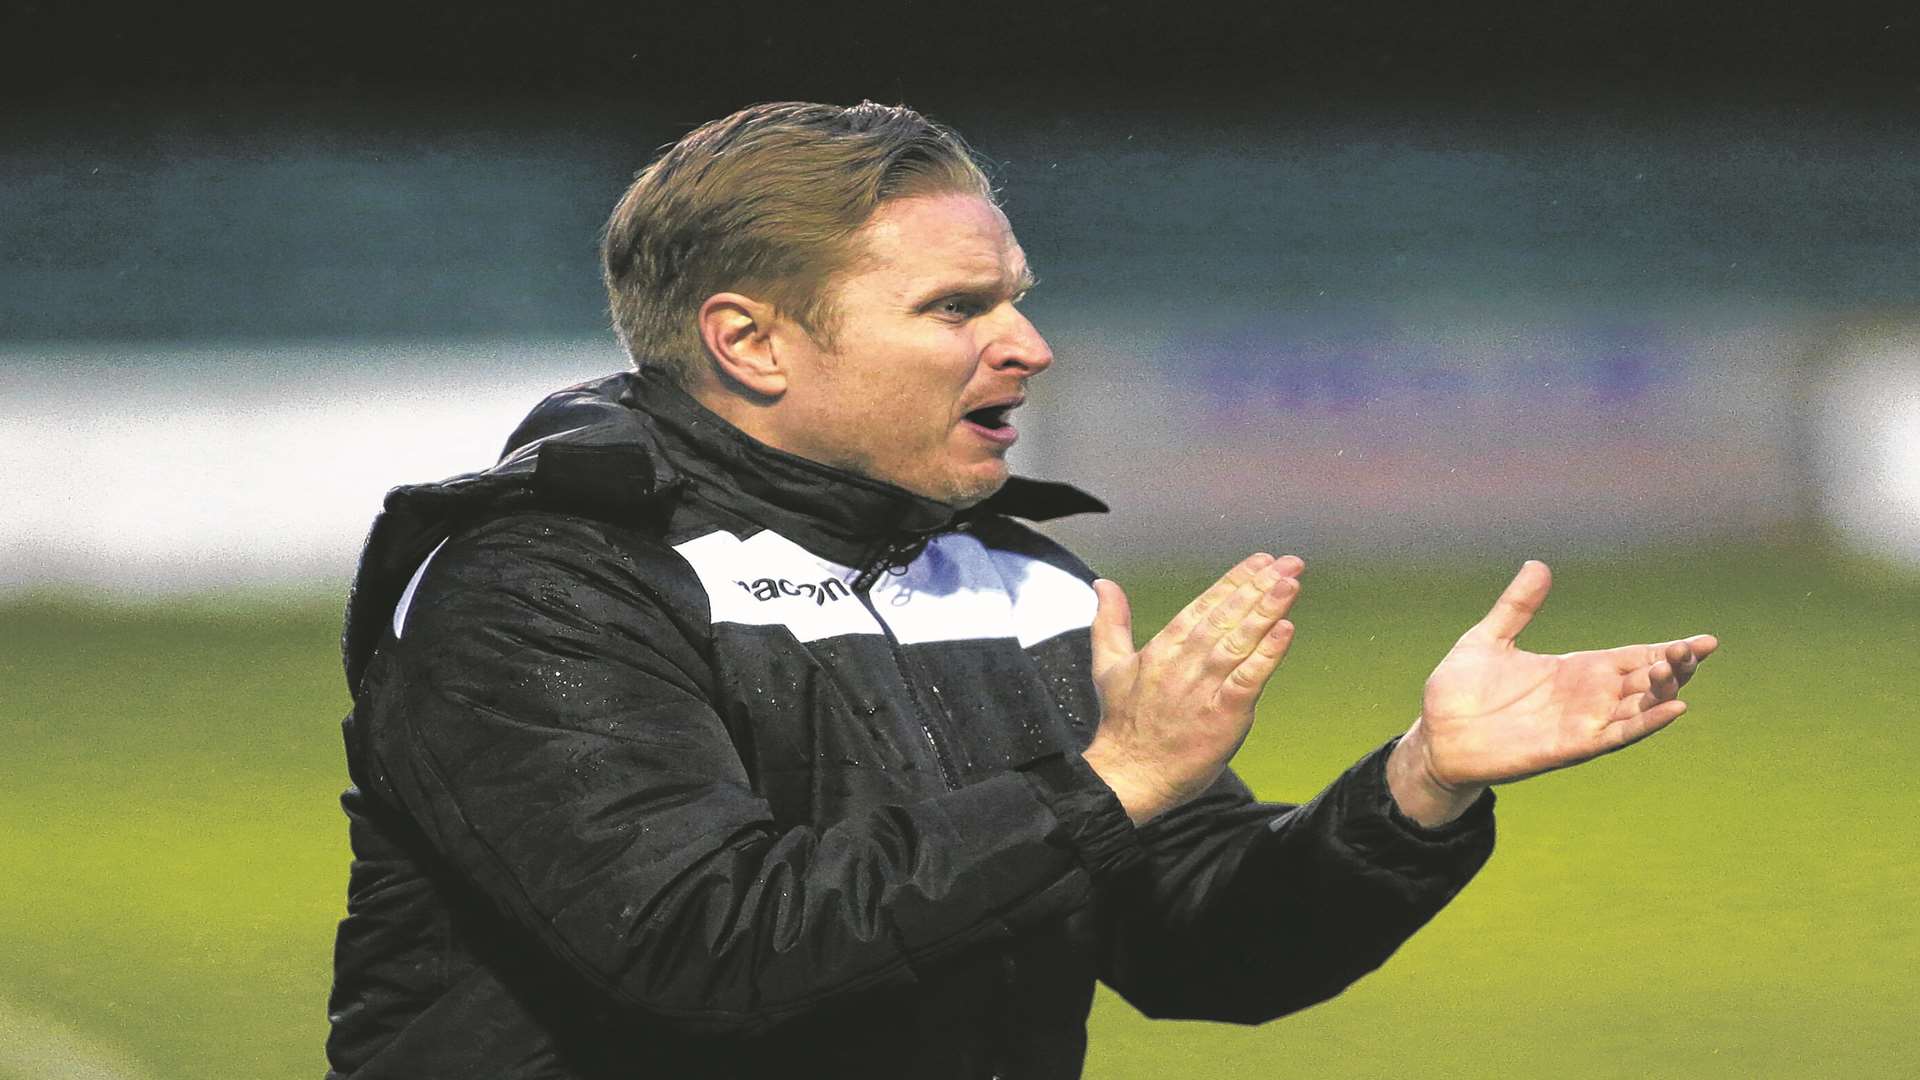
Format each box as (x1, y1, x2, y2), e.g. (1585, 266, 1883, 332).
(326, 369, 1496, 1080)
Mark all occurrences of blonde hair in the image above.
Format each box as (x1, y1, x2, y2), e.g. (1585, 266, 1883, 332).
(601, 101, 996, 386)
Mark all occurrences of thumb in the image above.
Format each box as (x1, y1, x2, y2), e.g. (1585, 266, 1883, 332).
(1468, 560, 1552, 644)
(1090, 578, 1136, 681)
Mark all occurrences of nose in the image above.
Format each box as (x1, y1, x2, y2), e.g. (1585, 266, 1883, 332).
(986, 306, 1054, 376)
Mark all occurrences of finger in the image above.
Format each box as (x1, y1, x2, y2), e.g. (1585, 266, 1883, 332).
(1603, 633, 1713, 675)
(1642, 633, 1719, 667)
(1191, 553, 1304, 626)
(1219, 618, 1296, 709)
(1662, 641, 1700, 688)
(1617, 664, 1654, 701)
(1089, 579, 1135, 683)
(1641, 639, 1690, 669)
(1649, 658, 1679, 701)
(1616, 660, 1681, 719)
(1198, 560, 1289, 647)
(1162, 553, 1274, 643)
(1215, 573, 1301, 663)
(1671, 634, 1718, 688)
(1465, 560, 1551, 644)
(1604, 699, 1687, 752)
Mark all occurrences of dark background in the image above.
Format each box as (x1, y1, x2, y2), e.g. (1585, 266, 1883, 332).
(7, 1, 1919, 341)
(9, 1, 1918, 106)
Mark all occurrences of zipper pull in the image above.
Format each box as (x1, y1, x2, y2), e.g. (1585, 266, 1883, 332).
(851, 534, 931, 593)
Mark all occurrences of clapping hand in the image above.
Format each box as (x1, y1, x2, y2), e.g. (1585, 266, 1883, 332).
(1388, 561, 1719, 827)
(1083, 553, 1304, 825)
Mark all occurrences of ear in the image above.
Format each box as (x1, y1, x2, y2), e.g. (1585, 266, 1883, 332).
(697, 292, 787, 399)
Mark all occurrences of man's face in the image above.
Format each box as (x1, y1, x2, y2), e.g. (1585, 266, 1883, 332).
(769, 193, 1053, 508)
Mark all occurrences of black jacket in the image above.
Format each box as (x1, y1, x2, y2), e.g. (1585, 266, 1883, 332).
(326, 369, 1496, 1079)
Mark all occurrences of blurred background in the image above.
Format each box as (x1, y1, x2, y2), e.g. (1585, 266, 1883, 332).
(3, 3, 1916, 1077)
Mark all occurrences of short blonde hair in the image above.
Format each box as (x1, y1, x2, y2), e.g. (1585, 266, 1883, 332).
(601, 101, 996, 386)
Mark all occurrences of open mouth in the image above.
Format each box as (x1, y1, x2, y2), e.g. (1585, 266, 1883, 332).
(960, 400, 1021, 446)
(963, 403, 1015, 431)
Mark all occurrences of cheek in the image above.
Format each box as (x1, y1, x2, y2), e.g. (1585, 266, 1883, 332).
(893, 376, 961, 438)
(851, 388, 943, 458)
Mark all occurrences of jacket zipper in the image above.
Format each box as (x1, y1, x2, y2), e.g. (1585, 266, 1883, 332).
(853, 536, 962, 792)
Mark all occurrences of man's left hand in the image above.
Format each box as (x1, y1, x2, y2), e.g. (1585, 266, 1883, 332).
(1387, 560, 1719, 828)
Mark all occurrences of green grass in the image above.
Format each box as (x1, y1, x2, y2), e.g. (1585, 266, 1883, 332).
(2, 543, 1915, 1078)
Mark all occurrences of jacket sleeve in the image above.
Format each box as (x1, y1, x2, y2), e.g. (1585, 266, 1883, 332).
(1092, 740, 1495, 1023)
(350, 513, 1142, 1037)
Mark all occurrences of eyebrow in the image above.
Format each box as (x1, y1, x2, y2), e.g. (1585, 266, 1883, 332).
(914, 264, 1038, 308)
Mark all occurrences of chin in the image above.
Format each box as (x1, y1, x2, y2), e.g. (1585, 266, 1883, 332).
(938, 464, 1010, 510)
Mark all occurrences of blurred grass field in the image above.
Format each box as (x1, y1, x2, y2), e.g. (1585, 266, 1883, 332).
(2, 542, 1915, 1079)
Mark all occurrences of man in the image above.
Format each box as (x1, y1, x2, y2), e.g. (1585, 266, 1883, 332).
(327, 101, 1715, 1078)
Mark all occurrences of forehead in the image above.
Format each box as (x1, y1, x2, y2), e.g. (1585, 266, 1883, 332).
(846, 194, 1029, 294)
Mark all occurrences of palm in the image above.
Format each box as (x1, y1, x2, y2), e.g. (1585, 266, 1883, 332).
(1418, 562, 1718, 789)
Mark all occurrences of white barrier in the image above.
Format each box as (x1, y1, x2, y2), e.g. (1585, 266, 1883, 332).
(2, 322, 1911, 594)
(0, 340, 621, 592)
(1811, 329, 1920, 563)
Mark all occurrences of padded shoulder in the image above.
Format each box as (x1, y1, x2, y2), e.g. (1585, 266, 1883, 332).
(964, 514, 1099, 585)
(386, 511, 720, 701)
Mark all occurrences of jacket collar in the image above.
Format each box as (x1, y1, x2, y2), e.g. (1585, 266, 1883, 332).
(615, 367, 1106, 567)
(343, 366, 1105, 688)
(623, 368, 952, 565)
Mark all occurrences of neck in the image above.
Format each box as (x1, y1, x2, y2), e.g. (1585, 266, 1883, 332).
(633, 368, 958, 566)
(689, 375, 803, 463)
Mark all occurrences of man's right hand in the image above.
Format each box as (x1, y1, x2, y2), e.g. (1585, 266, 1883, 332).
(1081, 554, 1303, 826)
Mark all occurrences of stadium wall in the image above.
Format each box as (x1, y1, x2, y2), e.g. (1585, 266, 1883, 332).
(5, 107, 1916, 591)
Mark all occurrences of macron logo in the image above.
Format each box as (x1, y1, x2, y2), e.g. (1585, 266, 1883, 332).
(734, 575, 853, 606)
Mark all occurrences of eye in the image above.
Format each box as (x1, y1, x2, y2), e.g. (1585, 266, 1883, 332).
(934, 295, 988, 320)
